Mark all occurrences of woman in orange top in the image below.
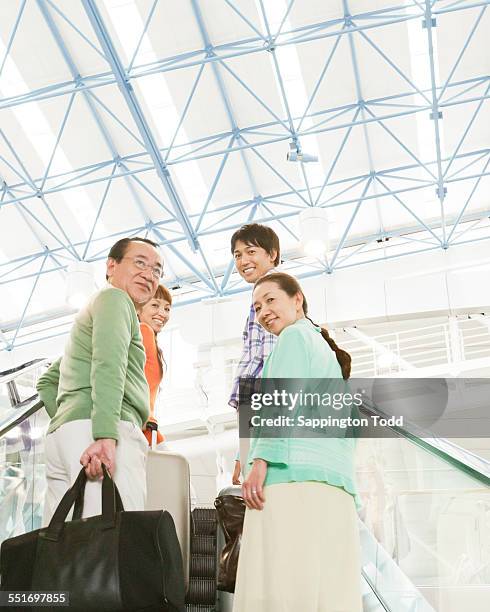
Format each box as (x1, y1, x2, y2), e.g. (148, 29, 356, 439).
(137, 284, 172, 446)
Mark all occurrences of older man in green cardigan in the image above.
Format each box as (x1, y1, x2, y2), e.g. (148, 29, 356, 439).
(37, 237, 162, 522)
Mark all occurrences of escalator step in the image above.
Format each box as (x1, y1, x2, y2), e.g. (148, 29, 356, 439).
(189, 553, 216, 578)
(192, 507, 217, 522)
(191, 534, 216, 555)
(185, 606, 216, 612)
(193, 518, 217, 536)
(185, 577, 216, 605)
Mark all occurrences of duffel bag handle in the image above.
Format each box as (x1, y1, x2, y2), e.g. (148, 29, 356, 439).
(43, 464, 124, 541)
(72, 464, 124, 520)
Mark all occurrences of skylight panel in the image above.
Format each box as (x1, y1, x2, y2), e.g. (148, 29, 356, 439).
(255, 0, 325, 190)
(405, 2, 446, 163)
(0, 38, 107, 238)
(103, 0, 208, 214)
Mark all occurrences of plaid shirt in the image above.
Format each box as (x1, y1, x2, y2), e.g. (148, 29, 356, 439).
(228, 300, 276, 409)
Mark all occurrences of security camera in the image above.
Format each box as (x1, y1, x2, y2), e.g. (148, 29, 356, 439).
(298, 152, 318, 163)
(286, 142, 318, 163)
(287, 143, 299, 162)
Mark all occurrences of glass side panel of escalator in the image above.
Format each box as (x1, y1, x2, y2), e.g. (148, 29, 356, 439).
(0, 362, 50, 542)
(356, 436, 490, 612)
(0, 407, 49, 540)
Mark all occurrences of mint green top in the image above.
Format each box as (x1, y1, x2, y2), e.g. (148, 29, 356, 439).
(248, 318, 358, 505)
(37, 287, 150, 440)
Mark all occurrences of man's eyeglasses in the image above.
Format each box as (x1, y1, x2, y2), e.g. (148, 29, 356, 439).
(122, 257, 163, 279)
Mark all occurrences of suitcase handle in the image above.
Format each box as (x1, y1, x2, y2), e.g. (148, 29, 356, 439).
(43, 465, 124, 541)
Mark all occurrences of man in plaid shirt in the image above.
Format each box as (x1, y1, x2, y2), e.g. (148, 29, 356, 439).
(228, 223, 280, 484)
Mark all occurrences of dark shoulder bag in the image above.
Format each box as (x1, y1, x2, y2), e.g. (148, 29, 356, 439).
(214, 494, 246, 593)
(0, 465, 186, 612)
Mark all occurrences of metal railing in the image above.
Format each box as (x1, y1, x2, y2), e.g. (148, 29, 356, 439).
(341, 317, 490, 377)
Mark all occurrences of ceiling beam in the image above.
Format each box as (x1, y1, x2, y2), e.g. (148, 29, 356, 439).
(1, 82, 488, 209)
(3, 1, 489, 112)
(424, 0, 448, 246)
(82, 0, 200, 253)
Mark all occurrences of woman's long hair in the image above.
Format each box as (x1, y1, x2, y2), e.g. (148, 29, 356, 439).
(254, 272, 351, 379)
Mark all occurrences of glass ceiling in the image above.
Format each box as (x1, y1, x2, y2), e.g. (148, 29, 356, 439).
(1, 0, 489, 351)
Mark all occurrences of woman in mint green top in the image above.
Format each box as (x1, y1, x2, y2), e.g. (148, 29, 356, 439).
(233, 273, 361, 612)
(245, 317, 358, 502)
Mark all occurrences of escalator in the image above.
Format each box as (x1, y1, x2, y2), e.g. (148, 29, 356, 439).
(355, 403, 489, 611)
(0, 360, 49, 542)
(0, 360, 488, 611)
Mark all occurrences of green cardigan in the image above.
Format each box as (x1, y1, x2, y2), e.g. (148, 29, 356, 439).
(247, 318, 359, 505)
(37, 286, 150, 441)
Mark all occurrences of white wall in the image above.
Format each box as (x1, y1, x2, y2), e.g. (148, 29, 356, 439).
(166, 240, 490, 346)
(324, 242, 490, 326)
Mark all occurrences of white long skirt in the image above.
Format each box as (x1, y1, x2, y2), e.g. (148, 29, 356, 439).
(233, 482, 362, 612)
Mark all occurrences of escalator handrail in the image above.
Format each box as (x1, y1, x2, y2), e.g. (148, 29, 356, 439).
(0, 396, 45, 439)
(360, 570, 394, 612)
(0, 358, 48, 385)
(360, 401, 490, 485)
(359, 520, 436, 612)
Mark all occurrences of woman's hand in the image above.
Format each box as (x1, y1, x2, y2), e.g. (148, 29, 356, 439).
(232, 459, 242, 485)
(242, 459, 267, 510)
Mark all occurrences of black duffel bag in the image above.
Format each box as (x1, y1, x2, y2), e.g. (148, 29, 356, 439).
(0, 465, 186, 612)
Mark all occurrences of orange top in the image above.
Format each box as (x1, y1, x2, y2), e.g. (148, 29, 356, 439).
(140, 322, 164, 445)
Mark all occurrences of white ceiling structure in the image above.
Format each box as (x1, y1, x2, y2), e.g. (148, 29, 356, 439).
(0, 0, 489, 352)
